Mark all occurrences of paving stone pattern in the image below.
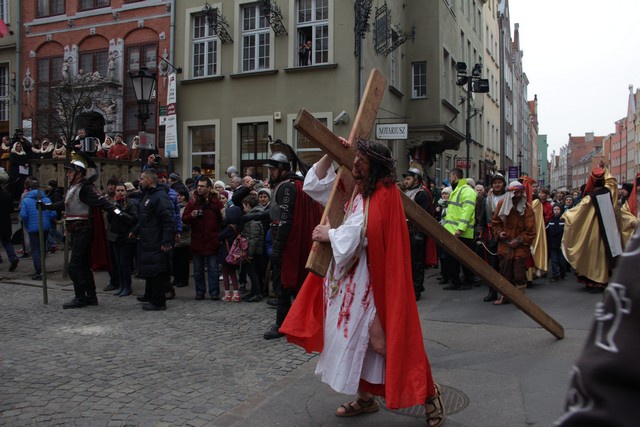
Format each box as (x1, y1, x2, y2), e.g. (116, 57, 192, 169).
(0, 281, 316, 426)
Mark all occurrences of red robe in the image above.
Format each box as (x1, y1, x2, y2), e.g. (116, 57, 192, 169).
(280, 183, 434, 409)
(90, 208, 111, 271)
(281, 179, 323, 292)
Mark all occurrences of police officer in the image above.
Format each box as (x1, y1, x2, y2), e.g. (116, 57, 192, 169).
(403, 168, 433, 300)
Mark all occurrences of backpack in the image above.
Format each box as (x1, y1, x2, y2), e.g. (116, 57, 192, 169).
(225, 229, 249, 265)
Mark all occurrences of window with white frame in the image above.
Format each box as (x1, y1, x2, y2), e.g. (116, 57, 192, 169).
(297, 0, 329, 66)
(241, 4, 270, 72)
(0, 65, 9, 122)
(191, 125, 217, 179)
(411, 61, 427, 99)
(389, 30, 400, 89)
(294, 116, 326, 165)
(192, 13, 218, 78)
(239, 122, 270, 179)
(37, 0, 64, 18)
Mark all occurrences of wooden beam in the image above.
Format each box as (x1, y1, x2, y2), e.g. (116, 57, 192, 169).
(294, 69, 564, 340)
(401, 194, 564, 339)
(296, 69, 387, 277)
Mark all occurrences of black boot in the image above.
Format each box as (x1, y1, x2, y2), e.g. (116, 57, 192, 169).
(63, 298, 87, 309)
(483, 289, 498, 302)
(263, 324, 284, 340)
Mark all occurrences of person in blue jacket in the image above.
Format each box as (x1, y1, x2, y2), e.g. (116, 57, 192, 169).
(19, 180, 58, 280)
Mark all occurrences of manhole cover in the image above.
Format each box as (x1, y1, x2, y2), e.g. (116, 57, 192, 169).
(379, 384, 469, 418)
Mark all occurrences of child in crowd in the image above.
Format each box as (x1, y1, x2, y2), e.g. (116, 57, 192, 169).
(173, 189, 191, 289)
(240, 195, 265, 302)
(219, 199, 243, 302)
(546, 204, 567, 281)
(435, 186, 452, 284)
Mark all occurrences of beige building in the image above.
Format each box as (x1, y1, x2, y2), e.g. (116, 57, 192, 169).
(482, 0, 501, 177)
(171, 0, 490, 185)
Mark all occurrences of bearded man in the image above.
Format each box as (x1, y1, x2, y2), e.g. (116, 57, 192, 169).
(280, 138, 445, 427)
(491, 181, 536, 305)
(402, 167, 433, 300)
(476, 173, 508, 301)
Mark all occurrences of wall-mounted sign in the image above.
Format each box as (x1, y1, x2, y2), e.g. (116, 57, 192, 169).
(376, 123, 408, 140)
(456, 158, 470, 169)
(508, 166, 519, 180)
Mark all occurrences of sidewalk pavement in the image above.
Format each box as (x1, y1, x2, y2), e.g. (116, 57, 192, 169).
(1, 246, 596, 426)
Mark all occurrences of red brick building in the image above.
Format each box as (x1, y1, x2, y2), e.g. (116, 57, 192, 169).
(20, 1, 172, 152)
(606, 118, 627, 184)
(567, 132, 604, 189)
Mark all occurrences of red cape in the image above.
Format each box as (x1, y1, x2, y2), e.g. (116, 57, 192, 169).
(280, 183, 434, 409)
(281, 179, 323, 292)
(425, 236, 438, 268)
(90, 208, 111, 271)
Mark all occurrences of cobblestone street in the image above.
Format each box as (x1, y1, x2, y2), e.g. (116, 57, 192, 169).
(0, 270, 315, 426)
(1, 248, 595, 426)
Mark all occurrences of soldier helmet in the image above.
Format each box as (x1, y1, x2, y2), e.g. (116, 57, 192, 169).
(263, 152, 291, 169)
(490, 172, 506, 185)
(402, 167, 423, 181)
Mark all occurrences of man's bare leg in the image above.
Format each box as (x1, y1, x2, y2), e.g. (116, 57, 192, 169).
(335, 314, 385, 416)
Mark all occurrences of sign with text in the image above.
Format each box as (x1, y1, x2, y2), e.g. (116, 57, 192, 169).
(508, 166, 519, 180)
(376, 123, 408, 139)
(164, 73, 179, 158)
(456, 158, 470, 169)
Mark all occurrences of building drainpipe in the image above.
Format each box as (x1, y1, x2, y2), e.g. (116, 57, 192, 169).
(168, 0, 176, 173)
(15, 3, 22, 132)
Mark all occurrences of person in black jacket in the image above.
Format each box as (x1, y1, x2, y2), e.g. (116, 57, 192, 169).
(262, 150, 323, 340)
(0, 183, 19, 271)
(107, 183, 139, 297)
(130, 170, 176, 311)
(546, 204, 567, 281)
(402, 168, 433, 300)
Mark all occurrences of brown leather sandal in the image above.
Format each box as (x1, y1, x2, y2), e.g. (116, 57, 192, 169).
(335, 397, 379, 417)
(426, 384, 445, 427)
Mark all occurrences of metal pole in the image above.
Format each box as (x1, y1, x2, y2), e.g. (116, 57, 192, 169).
(466, 77, 472, 178)
(36, 191, 48, 304)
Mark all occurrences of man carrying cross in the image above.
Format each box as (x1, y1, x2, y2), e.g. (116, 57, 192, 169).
(280, 138, 445, 426)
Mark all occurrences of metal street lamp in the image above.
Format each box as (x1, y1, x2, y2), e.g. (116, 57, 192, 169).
(456, 62, 489, 177)
(128, 66, 157, 131)
(517, 150, 524, 177)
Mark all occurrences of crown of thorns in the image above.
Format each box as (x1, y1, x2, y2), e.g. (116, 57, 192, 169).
(355, 138, 395, 169)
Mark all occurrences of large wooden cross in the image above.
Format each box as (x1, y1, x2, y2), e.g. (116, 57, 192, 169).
(293, 69, 564, 340)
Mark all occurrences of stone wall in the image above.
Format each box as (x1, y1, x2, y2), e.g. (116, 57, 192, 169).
(31, 158, 142, 191)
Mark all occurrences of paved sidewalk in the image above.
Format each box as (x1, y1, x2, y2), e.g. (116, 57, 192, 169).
(1, 248, 597, 426)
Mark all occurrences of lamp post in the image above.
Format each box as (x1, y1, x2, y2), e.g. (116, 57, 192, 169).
(128, 66, 157, 132)
(517, 150, 524, 177)
(456, 62, 489, 177)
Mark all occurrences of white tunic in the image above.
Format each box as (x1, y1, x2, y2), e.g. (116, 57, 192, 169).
(303, 165, 385, 395)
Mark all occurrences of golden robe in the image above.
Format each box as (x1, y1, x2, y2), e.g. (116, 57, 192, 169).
(529, 199, 548, 276)
(561, 169, 633, 284)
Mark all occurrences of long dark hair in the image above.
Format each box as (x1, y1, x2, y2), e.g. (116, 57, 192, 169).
(356, 138, 396, 198)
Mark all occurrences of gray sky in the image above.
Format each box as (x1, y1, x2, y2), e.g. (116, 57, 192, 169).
(508, 0, 640, 157)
